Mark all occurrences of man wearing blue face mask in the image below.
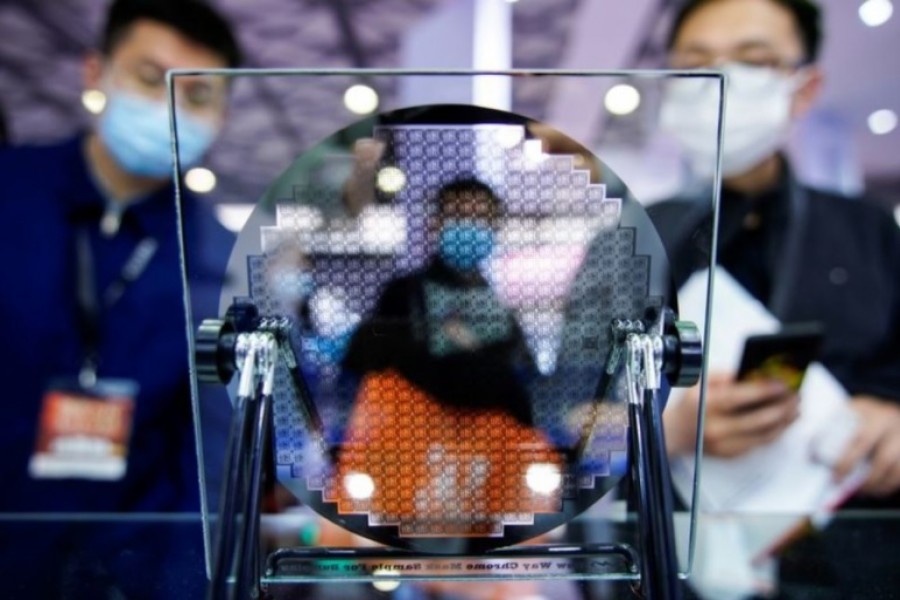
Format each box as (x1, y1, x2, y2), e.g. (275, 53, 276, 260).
(651, 0, 900, 504)
(342, 177, 537, 425)
(336, 178, 561, 543)
(0, 0, 239, 595)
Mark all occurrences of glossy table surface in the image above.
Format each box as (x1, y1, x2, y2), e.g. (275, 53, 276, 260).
(1, 511, 898, 599)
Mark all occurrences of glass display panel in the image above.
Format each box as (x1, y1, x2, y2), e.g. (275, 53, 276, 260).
(170, 69, 724, 583)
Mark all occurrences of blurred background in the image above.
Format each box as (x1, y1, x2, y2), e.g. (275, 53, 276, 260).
(1, 0, 897, 227)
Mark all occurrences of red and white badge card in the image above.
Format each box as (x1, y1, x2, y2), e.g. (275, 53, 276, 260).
(29, 379, 137, 481)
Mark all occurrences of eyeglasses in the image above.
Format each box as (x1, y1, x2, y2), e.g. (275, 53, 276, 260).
(669, 45, 804, 74)
(663, 60, 801, 101)
(109, 59, 228, 114)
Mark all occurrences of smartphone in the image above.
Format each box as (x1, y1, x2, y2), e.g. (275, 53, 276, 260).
(737, 323, 824, 391)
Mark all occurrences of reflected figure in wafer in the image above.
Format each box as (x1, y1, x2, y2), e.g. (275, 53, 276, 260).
(337, 178, 564, 539)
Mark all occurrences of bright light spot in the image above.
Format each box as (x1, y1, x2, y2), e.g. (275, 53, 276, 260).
(309, 287, 360, 337)
(893, 204, 900, 228)
(859, 0, 893, 26)
(526, 463, 562, 494)
(214, 203, 254, 233)
(343, 472, 375, 499)
(343, 84, 379, 115)
(496, 126, 525, 148)
(868, 109, 898, 135)
(505, 0, 521, 4)
(376, 166, 407, 194)
(185, 167, 217, 193)
(604, 84, 641, 116)
(82, 89, 107, 114)
(522, 138, 546, 168)
(371, 570, 401, 592)
(360, 205, 407, 252)
(275, 204, 324, 231)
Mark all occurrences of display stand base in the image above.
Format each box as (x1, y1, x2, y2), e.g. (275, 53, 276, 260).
(204, 312, 699, 600)
(264, 543, 639, 584)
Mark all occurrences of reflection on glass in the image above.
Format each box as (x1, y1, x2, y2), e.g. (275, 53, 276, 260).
(228, 105, 672, 552)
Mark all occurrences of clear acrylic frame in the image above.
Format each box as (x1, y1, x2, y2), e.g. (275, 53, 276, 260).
(169, 68, 724, 594)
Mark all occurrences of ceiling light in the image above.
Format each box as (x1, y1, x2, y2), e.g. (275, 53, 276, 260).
(522, 138, 545, 167)
(604, 84, 641, 116)
(343, 84, 379, 115)
(81, 89, 107, 114)
(360, 205, 406, 252)
(371, 570, 401, 592)
(343, 472, 375, 499)
(184, 167, 217, 193)
(375, 166, 407, 194)
(859, 0, 893, 26)
(526, 463, 562, 494)
(214, 203, 254, 233)
(496, 126, 525, 148)
(868, 109, 898, 135)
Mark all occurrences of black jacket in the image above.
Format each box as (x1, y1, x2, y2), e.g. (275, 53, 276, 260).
(649, 176, 900, 402)
(342, 258, 538, 425)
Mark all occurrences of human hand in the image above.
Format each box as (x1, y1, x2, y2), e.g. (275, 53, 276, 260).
(833, 396, 900, 497)
(664, 373, 799, 457)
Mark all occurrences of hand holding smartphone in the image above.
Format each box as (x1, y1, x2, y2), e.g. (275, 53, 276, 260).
(691, 324, 824, 458)
(737, 323, 824, 392)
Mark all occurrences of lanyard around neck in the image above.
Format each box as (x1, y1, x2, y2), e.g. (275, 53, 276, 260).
(75, 227, 158, 386)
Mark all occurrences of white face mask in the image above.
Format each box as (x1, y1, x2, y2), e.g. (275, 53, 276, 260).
(659, 62, 804, 179)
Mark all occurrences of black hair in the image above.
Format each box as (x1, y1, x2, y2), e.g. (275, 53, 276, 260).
(437, 177, 503, 215)
(668, 0, 822, 64)
(101, 0, 241, 68)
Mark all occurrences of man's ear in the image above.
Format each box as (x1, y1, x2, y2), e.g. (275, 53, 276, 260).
(791, 65, 823, 119)
(82, 52, 103, 91)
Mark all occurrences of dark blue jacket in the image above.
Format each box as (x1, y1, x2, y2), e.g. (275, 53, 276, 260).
(0, 135, 235, 596)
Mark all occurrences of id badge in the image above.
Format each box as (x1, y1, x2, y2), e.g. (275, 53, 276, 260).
(29, 378, 138, 481)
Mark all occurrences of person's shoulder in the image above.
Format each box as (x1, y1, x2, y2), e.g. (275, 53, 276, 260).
(805, 184, 899, 234)
(645, 195, 711, 252)
(371, 268, 429, 310)
(646, 196, 700, 217)
(803, 185, 900, 266)
(646, 193, 710, 225)
(0, 137, 86, 204)
(379, 270, 419, 296)
(0, 137, 84, 217)
(0, 136, 77, 172)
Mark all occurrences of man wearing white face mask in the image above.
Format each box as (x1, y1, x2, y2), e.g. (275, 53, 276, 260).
(660, 62, 811, 182)
(652, 0, 900, 503)
(0, 1, 239, 595)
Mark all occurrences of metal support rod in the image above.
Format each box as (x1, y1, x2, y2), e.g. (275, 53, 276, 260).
(234, 392, 270, 599)
(643, 388, 681, 596)
(626, 334, 682, 600)
(234, 335, 276, 600)
(208, 394, 253, 600)
(209, 334, 278, 600)
(209, 347, 258, 600)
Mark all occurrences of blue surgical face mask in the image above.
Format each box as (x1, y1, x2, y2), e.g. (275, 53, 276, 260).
(439, 220, 495, 272)
(98, 89, 217, 178)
